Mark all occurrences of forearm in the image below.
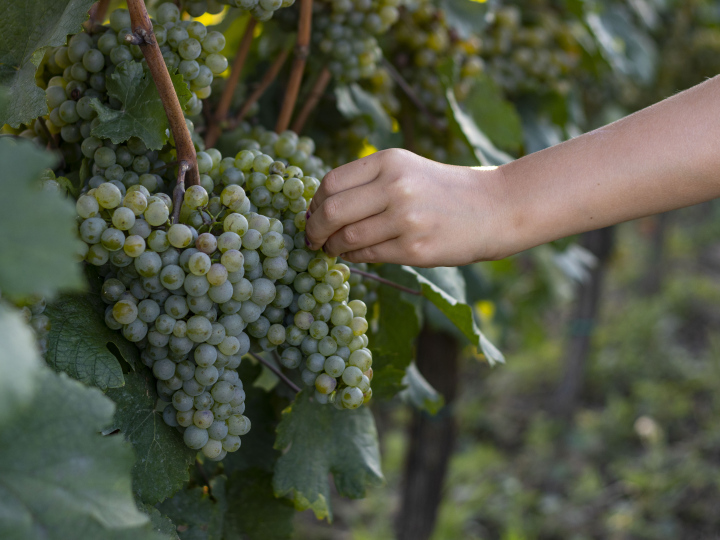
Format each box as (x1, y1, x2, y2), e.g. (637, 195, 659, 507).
(496, 75, 720, 256)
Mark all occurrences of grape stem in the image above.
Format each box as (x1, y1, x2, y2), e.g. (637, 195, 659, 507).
(171, 160, 190, 224)
(205, 18, 258, 148)
(275, 0, 314, 133)
(291, 66, 332, 134)
(382, 58, 445, 131)
(230, 44, 292, 129)
(248, 351, 301, 394)
(126, 0, 199, 187)
(85, 0, 110, 32)
(350, 268, 423, 296)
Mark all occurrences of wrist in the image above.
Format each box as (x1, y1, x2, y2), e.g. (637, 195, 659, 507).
(468, 164, 525, 261)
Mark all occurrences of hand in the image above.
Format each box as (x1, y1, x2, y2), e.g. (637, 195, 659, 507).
(305, 149, 511, 267)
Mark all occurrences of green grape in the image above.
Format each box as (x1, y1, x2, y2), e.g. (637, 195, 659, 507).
(113, 299, 138, 325)
(94, 146, 117, 168)
(183, 425, 209, 449)
(112, 206, 136, 230)
(349, 348, 372, 371)
(202, 31, 226, 54)
(168, 224, 193, 248)
(188, 252, 212, 276)
(227, 414, 251, 436)
(340, 386, 363, 409)
(315, 373, 337, 394)
(123, 235, 146, 257)
(144, 201, 169, 226)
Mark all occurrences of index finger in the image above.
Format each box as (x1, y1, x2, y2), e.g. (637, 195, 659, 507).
(309, 152, 383, 214)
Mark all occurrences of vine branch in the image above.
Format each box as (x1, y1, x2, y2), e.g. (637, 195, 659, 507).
(350, 267, 423, 296)
(382, 58, 444, 131)
(275, 0, 313, 133)
(126, 0, 199, 186)
(291, 66, 331, 133)
(249, 351, 301, 394)
(171, 161, 190, 224)
(205, 18, 257, 148)
(231, 45, 291, 128)
(85, 0, 110, 32)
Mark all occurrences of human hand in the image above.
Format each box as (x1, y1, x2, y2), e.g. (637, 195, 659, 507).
(305, 149, 511, 267)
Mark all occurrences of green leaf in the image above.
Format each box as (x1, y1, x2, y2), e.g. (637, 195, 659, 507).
(0, 138, 84, 298)
(140, 504, 180, 540)
(46, 292, 140, 389)
(445, 88, 513, 167)
(0, 306, 43, 426)
(107, 370, 196, 505)
(0, 0, 96, 127)
(401, 266, 505, 365)
(400, 363, 445, 415)
(0, 355, 164, 540)
(90, 61, 192, 150)
(224, 469, 294, 540)
(439, 0, 492, 40)
(369, 264, 421, 399)
(155, 477, 227, 540)
(273, 390, 384, 521)
(463, 73, 523, 153)
(334, 83, 399, 150)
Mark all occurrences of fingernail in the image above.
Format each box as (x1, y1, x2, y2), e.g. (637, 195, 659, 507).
(305, 210, 311, 220)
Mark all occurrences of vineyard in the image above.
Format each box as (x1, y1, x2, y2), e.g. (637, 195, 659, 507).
(2, 0, 720, 539)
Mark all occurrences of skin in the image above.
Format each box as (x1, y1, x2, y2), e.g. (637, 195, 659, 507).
(305, 75, 720, 268)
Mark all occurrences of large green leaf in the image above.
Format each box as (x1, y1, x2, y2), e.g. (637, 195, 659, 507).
(401, 266, 505, 365)
(155, 477, 227, 540)
(369, 264, 422, 399)
(439, 0, 492, 40)
(0, 138, 84, 298)
(400, 363, 445, 415)
(273, 390, 384, 521)
(463, 73, 523, 153)
(224, 469, 294, 540)
(90, 61, 192, 150)
(0, 344, 165, 540)
(0, 0, 96, 127)
(46, 292, 140, 389)
(141, 504, 180, 540)
(446, 88, 513, 167)
(0, 306, 43, 426)
(107, 370, 196, 505)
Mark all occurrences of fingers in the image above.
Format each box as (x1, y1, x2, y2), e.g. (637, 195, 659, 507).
(308, 152, 383, 214)
(323, 212, 397, 257)
(305, 181, 388, 250)
(340, 238, 407, 265)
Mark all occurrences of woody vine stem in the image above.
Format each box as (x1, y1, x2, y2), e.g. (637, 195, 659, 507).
(125, 0, 200, 224)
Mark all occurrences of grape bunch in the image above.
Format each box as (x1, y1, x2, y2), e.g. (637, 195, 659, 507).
(74, 124, 373, 458)
(480, 5, 580, 96)
(11, 297, 52, 355)
(151, 3, 230, 115)
(184, 0, 295, 21)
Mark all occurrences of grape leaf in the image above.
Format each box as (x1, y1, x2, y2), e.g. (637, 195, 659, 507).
(107, 370, 196, 505)
(0, 138, 84, 298)
(446, 88, 513, 167)
(400, 266, 505, 365)
(90, 61, 192, 150)
(400, 363, 445, 415)
(462, 74, 523, 153)
(155, 477, 227, 540)
(0, 355, 164, 540)
(46, 292, 140, 389)
(369, 264, 421, 399)
(140, 504, 180, 540)
(0, 306, 43, 426)
(439, 0, 492, 40)
(0, 0, 96, 127)
(224, 469, 294, 540)
(273, 390, 384, 521)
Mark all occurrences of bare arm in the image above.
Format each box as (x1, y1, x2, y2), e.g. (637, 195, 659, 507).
(305, 75, 720, 267)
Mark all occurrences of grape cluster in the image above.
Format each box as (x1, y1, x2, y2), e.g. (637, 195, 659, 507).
(151, 3, 230, 115)
(74, 124, 373, 457)
(313, 0, 400, 82)
(480, 6, 580, 96)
